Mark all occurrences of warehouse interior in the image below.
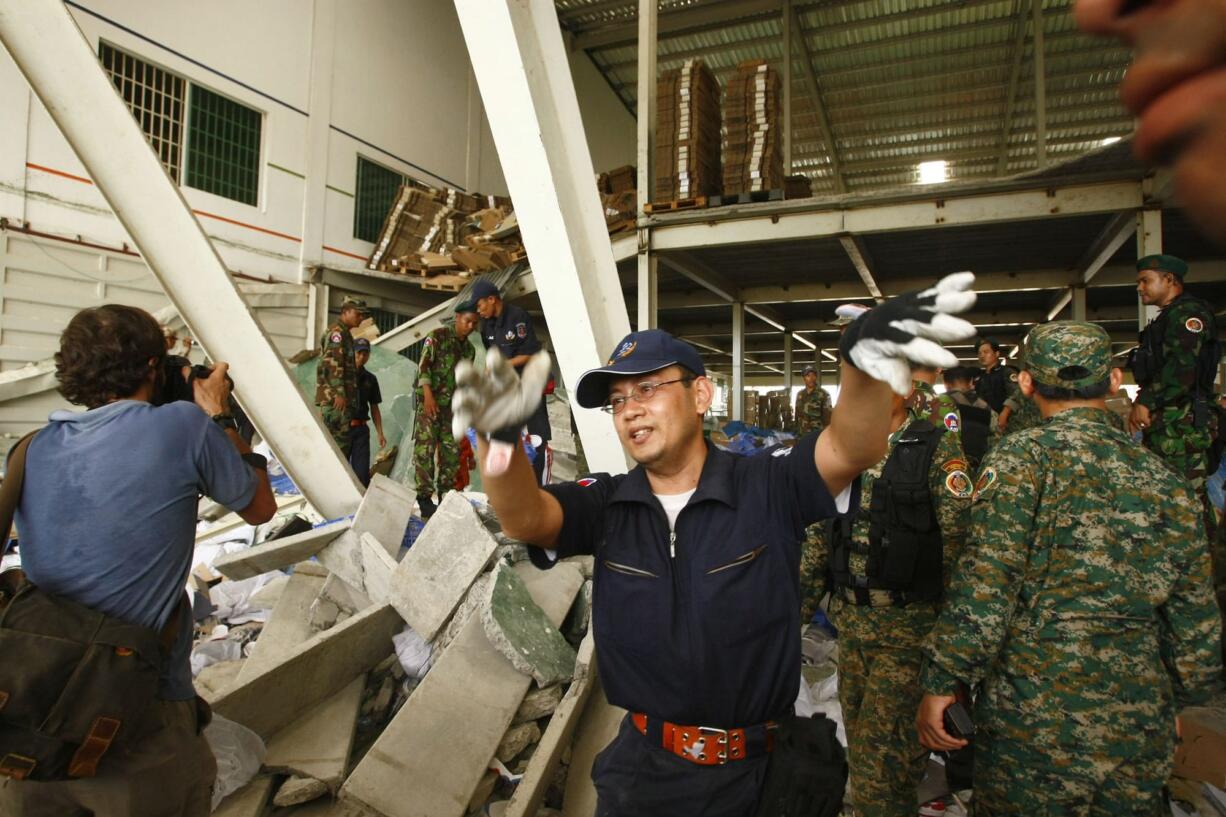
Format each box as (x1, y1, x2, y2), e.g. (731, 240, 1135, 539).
(1, 0, 1225, 815)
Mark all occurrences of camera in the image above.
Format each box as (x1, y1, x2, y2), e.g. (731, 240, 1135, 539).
(158, 355, 255, 443)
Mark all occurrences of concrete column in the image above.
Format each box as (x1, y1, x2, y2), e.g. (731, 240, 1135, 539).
(731, 302, 745, 421)
(1032, 0, 1048, 169)
(635, 0, 658, 331)
(783, 332, 794, 392)
(464, 68, 484, 192)
(1071, 285, 1086, 321)
(0, 0, 362, 517)
(454, 0, 632, 473)
(1136, 209, 1162, 329)
(297, 0, 336, 279)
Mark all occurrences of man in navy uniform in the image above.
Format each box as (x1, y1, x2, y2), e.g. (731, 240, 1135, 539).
(451, 275, 978, 817)
(471, 278, 552, 484)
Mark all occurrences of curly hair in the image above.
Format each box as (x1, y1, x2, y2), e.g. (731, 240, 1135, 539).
(55, 305, 166, 408)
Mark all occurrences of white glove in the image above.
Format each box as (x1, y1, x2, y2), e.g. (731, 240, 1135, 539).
(838, 272, 978, 395)
(451, 349, 551, 474)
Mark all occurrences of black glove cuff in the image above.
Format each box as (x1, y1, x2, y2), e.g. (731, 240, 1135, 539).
(490, 426, 521, 445)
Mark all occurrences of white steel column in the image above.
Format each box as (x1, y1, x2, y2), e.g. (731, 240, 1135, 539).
(0, 0, 362, 517)
(636, 0, 658, 331)
(1032, 0, 1048, 169)
(1071, 285, 1086, 321)
(1137, 209, 1161, 329)
(783, 332, 794, 392)
(781, 0, 792, 175)
(297, 0, 336, 279)
(454, 0, 632, 473)
(731, 302, 745, 421)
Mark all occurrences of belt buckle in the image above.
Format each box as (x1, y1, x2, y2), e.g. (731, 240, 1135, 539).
(698, 725, 731, 763)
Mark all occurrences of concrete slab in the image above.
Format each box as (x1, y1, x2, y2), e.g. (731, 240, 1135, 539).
(352, 474, 415, 551)
(341, 563, 584, 817)
(483, 564, 577, 687)
(514, 684, 563, 726)
(434, 572, 492, 656)
(560, 680, 626, 817)
(505, 634, 597, 817)
(213, 519, 351, 580)
(211, 603, 400, 740)
(264, 674, 365, 789)
(195, 659, 245, 703)
(237, 563, 327, 684)
(389, 492, 499, 642)
(309, 573, 373, 632)
(317, 530, 397, 603)
(212, 774, 274, 817)
(496, 721, 541, 763)
(274, 775, 329, 807)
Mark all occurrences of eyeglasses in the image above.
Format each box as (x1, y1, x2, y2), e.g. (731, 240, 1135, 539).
(602, 378, 693, 415)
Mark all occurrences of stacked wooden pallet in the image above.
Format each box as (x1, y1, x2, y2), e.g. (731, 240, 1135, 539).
(723, 60, 784, 198)
(596, 164, 637, 235)
(654, 58, 721, 207)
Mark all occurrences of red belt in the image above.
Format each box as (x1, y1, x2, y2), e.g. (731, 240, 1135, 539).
(631, 713, 775, 766)
(350, 419, 368, 428)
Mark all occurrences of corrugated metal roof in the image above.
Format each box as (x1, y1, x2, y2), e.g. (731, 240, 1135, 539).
(559, 0, 1134, 193)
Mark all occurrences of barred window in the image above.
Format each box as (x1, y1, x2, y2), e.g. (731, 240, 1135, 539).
(99, 42, 185, 181)
(354, 157, 406, 243)
(186, 86, 262, 206)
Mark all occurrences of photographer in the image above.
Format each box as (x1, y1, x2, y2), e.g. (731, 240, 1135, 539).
(0, 304, 275, 816)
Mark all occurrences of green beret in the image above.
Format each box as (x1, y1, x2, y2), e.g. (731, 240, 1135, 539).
(341, 295, 371, 315)
(1022, 321, 1112, 389)
(454, 297, 479, 315)
(1136, 254, 1188, 279)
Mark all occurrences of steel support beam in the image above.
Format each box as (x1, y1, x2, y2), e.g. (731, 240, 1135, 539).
(1136, 209, 1162, 329)
(783, 333, 794, 392)
(789, 2, 845, 193)
(838, 234, 884, 303)
(996, 0, 1031, 176)
(731, 302, 745, 421)
(782, 0, 792, 174)
(1032, 0, 1048, 169)
(0, 0, 362, 516)
(455, 0, 631, 473)
(635, 0, 658, 331)
(1071, 285, 1087, 321)
(572, 0, 779, 51)
(1045, 210, 1137, 320)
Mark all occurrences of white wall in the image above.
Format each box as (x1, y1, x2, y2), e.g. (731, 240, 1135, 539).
(569, 50, 636, 173)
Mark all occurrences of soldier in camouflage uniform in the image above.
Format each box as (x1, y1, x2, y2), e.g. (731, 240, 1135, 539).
(999, 389, 1043, 436)
(918, 321, 1222, 816)
(412, 299, 478, 518)
(1129, 254, 1221, 557)
(799, 369, 972, 817)
(793, 364, 832, 435)
(316, 296, 367, 455)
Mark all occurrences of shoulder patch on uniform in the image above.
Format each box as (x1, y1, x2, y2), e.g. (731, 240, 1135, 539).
(1009, 372, 1019, 382)
(1186, 316, 1205, 333)
(973, 466, 998, 499)
(516, 322, 527, 339)
(577, 477, 598, 487)
(945, 470, 973, 498)
(424, 336, 435, 346)
(330, 331, 342, 343)
(943, 411, 960, 432)
(941, 458, 968, 474)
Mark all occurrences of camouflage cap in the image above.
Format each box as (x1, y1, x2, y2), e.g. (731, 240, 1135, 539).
(1022, 321, 1112, 389)
(1136, 253, 1188, 279)
(341, 296, 371, 315)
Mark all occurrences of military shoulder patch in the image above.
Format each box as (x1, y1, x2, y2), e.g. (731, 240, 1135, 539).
(941, 458, 968, 474)
(945, 470, 973, 498)
(972, 466, 998, 499)
(516, 322, 528, 339)
(330, 331, 342, 344)
(1186, 316, 1205, 333)
(1009, 372, 1019, 382)
(943, 411, 960, 432)
(577, 477, 598, 487)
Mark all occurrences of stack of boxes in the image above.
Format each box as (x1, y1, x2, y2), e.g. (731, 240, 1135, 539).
(723, 60, 784, 196)
(655, 58, 722, 203)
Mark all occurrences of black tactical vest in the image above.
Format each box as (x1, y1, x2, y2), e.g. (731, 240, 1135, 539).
(828, 420, 945, 606)
(1132, 293, 1221, 425)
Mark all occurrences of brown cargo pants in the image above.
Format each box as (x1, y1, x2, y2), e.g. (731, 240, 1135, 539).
(0, 699, 216, 817)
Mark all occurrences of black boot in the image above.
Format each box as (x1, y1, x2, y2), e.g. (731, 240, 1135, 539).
(417, 494, 436, 520)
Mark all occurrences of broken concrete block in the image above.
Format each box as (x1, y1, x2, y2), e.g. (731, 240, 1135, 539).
(212, 774, 274, 817)
(363, 676, 395, 719)
(467, 770, 498, 813)
(212, 603, 400, 740)
(341, 563, 583, 817)
(390, 492, 499, 642)
(562, 580, 592, 644)
(237, 563, 326, 684)
(433, 572, 492, 655)
(483, 563, 577, 687)
(561, 555, 594, 579)
(274, 775, 329, 807)
(505, 634, 598, 817)
(195, 659, 245, 703)
(213, 519, 351, 580)
(497, 721, 542, 763)
(310, 573, 373, 632)
(316, 530, 395, 601)
(264, 674, 365, 790)
(561, 680, 627, 817)
(247, 573, 291, 610)
(514, 685, 563, 725)
(352, 474, 415, 550)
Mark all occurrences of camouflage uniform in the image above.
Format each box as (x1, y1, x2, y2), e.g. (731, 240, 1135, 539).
(794, 386, 832, 435)
(800, 386, 972, 817)
(316, 320, 357, 454)
(1001, 390, 1043, 436)
(412, 324, 475, 498)
(921, 322, 1222, 817)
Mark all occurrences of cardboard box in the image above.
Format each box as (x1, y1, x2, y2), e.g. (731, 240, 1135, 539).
(1175, 707, 1226, 787)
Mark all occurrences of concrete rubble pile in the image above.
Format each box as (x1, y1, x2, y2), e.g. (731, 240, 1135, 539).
(192, 476, 625, 817)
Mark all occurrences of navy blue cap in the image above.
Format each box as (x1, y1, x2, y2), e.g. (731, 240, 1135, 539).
(470, 278, 500, 301)
(454, 297, 479, 314)
(353, 337, 371, 352)
(575, 329, 706, 408)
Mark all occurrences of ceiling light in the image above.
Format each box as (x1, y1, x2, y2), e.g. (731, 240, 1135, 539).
(1099, 136, 1122, 146)
(917, 160, 947, 184)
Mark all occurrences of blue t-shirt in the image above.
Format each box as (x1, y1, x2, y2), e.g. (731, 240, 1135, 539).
(17, 400, 257, 700)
